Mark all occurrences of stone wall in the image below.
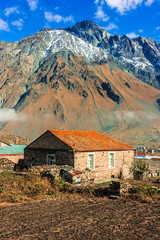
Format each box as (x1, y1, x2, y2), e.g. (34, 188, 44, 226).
(27, 165, 81, 185)
(24, 131, 74, 166)
(24, 148, 74, 167)
(74, 150, 134, 183)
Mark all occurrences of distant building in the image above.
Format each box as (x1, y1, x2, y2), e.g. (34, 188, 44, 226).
(135, 152, 150, 159)
(24, 130, 134, 183)
(0, 145, 26, 164)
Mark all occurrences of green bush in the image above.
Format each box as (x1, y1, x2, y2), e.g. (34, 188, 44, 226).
(132, 159, 149, 180)
(130, 182, 159, 202)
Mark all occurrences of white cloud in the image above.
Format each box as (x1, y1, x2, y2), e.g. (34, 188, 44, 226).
(11, 19, 24, 30)
(156, 26, 160, 30)
(115, 111, 159, 122)
(95, 5, 109, 21)
(145, 0, 155, 6)
(26, 0, 38, 11)
(63, 15, 74, 23)
(95, 0, 156, 15)
(105, 22, 118, 31)
(0, 109, 26, 122)
(44, 12, 55, 22)
(52, 15, 62, 23)
(126, 32, 139, 38)
(104, 0, 146, 14)
(44, 12, 74, 23)
(138, 29, 143, 33)
(4, 7, 20, 17)
(0, 19, 10, 31)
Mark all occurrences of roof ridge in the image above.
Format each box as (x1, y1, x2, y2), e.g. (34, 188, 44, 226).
(48, 129, 133, 151)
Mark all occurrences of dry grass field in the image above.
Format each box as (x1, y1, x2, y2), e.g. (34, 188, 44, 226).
(0, 171, 160, 239)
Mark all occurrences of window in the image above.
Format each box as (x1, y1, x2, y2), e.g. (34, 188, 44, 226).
(88, 153, 95, 170)
(47, 154, 56, 165)
(109, 152, 115, 168)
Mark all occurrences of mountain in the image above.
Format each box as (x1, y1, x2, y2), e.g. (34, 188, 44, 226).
(66, 20, 160, 89)
(0, 20, 160, 147)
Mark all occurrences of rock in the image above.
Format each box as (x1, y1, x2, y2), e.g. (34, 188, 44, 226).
(109, 195, 120, 199)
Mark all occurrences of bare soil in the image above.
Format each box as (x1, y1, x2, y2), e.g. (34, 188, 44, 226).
(0, 197, 160, 240)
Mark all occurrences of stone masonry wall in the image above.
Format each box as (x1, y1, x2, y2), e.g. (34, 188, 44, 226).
(74, 150, 134, 183)
(24, 131, 74, 167)
(24, 148, 74, 167)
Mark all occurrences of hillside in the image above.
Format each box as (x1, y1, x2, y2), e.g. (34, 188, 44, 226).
(0, 20, 160, 147)
(0, 135, 30, 145)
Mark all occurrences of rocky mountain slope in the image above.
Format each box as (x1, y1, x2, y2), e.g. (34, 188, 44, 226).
(66, 20, 160, 89)
(0, 20, 160, 146)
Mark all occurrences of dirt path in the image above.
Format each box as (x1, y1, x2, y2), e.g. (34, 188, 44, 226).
(0, 197, 160, 240)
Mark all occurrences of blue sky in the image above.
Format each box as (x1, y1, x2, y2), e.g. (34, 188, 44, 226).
(0, 0, 160, 43)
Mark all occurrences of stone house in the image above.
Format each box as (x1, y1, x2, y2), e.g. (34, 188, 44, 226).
(24, 130, 134, 183)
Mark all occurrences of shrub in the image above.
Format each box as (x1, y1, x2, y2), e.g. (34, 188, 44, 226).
(129, 182, 159, 202)
(131, 159, 149, 180)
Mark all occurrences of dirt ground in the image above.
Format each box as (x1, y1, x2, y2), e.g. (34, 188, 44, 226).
(0, 197, 160, 240)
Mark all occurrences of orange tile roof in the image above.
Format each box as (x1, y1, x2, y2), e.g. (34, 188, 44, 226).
(48, 130, 133, 152)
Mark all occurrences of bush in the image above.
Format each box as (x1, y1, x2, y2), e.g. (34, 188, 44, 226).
(131, 159, 149, 180)
(129, 182, 159, 202)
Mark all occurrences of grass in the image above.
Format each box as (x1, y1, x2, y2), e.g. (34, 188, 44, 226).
(95, 181, 112, 186)
(0, 171, 75, 203)
(0, 171, 159, 203)
(128, 181, 159, 202)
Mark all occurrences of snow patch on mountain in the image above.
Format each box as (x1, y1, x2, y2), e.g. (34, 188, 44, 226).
(44, 30, 108, 60)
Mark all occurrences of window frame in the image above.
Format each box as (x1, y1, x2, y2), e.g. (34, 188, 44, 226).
(46, 154, 56, 165)
(109, 152, 115, 169)
(87, 152, 95, 170)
